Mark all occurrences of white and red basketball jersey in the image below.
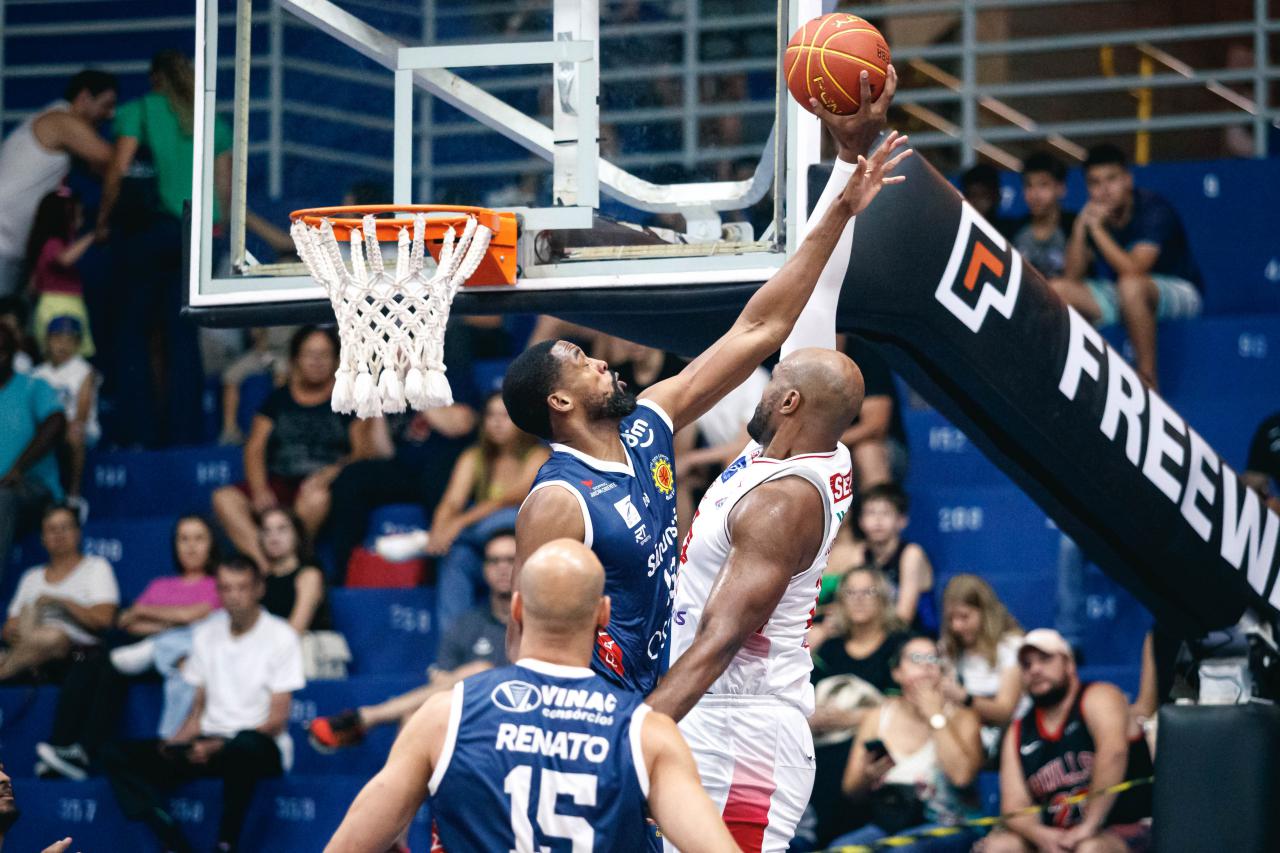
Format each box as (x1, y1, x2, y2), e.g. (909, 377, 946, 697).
(668, 440, 854, 717)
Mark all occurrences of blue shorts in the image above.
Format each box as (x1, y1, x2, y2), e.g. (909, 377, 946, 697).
(1085, 275, 1202, 327)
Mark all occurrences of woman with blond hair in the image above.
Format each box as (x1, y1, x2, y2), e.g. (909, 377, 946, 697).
(937, 573, 1025, 755)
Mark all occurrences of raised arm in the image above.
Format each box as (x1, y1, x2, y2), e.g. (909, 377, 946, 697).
(326, 690, 450, 853)
(642, 129, 911, 432)
(1066, 683, 1134, 843)
(646, 477, 824, 721)
(641, 709, 740, 853)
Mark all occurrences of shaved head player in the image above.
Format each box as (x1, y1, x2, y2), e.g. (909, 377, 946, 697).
(502, 67, 908, 697)
(325, 540, 740, 853)
(645, 74, 905, 852)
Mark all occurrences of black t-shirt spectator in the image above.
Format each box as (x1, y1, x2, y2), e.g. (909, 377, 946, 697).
(263, 565, 333, 631)
(1246, 411, 1280, 492)
(258, 387, 354, 479)
(1089, 188, 1203, 289)
(844, 337, 907, 446)
(811, 630, 909, 692)
(434, 607, 508, 672)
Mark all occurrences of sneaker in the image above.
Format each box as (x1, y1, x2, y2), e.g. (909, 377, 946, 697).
(110, 637, 158, 675)
(35, 742, 89, 781)
(308, 710, 366, 753)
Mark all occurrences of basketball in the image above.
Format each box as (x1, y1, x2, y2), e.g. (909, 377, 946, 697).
(785, 13, 891, 115)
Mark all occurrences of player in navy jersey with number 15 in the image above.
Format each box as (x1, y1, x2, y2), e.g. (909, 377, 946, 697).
(502, 115, 910, 693)
(324, 540, 737, 853)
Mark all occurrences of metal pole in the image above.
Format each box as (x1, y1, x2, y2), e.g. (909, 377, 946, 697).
(1256, 0, 1269, 156)
(418, 0, 435, 203)
(229, 0, 254, 274)
(682, 0, 698, 170)
(269, 0, 283, 198)
(394, 66, 413, 204)
(960, 0, 978, 166)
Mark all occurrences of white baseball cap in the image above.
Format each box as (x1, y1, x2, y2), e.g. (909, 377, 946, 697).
(1017, 628, 1074, 662)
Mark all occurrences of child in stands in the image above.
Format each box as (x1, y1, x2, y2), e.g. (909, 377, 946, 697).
(25, 188, 95, 357)
(32, 316, 98, 510)
(859, 482, 938, 636)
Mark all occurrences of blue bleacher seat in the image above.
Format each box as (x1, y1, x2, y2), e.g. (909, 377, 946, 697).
(81, 445, 243, 519)
(329, 588, 439, 676)
(0, 685, 59, 776)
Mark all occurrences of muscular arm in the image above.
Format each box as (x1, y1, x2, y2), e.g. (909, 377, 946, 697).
(326, 691, 450, 853)
(646, 477, 824, 721)
(1075, 683, 1134, 834)
(642, 134, 910, 432)
(509, 486, 587, 660)
(641, 710, 740, 852)
(37, 112, 113, 172)
(998, 723, 1054, 846)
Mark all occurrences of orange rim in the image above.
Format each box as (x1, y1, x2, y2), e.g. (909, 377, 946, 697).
(290, 203, 505, 241)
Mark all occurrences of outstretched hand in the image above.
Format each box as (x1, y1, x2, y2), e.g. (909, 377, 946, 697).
(809, 64, 899, 161)
(833, 130, 913, 218)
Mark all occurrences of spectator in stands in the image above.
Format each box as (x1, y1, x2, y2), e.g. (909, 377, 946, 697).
(835, 636, 984, 852)
(430, 392, 548, 632)
(328, 319, 479, 577)
(937, 574, 1025, 756)
(98, 50, 231, 446)
(308, 527, 516, 751)
(0, 324, 65, 577)
(1052, 143, 1203, 389)
(842, 335, 908, 491)
(258, 507, 331, 634)
(961, 163, 1014, 235)
(1012, 152, 1075, 280)
(32, 316, 98, 510)
(0, 298, 37, 373)
(0, 764, 75, 852)
(218, 327, 292, 446)
(32, 515, 220, 780)
(1243, 410, 1280, 513)
(213, 325, 371, 571)
(978, 629, 1153, 853)
(102, 558, 305, 853)
(808, 567, 910, 846)
(861, 483, 938, 635)
(0, 69, 117, 298)
(25, 189, 96, 356)
(0, 505, 117, 681)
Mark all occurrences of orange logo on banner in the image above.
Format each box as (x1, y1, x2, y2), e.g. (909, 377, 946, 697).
(964, 242, 1005, 292)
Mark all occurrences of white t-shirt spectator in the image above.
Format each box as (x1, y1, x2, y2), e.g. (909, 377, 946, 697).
(7, 555, 119, 645)
(32, 355, 100, 444)
(955, 632, 1026, 754)
(184, 609, 306, 769)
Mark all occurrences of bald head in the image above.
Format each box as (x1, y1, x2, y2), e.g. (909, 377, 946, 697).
(748, 348, 864, 448)
(516, 539, 608, 638)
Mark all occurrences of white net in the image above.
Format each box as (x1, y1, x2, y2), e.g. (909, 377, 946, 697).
(290, 212, 493, 417)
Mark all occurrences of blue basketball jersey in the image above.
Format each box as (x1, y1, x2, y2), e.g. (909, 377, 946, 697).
(427, 660, 652, 853)
(525, 400, 680, 692)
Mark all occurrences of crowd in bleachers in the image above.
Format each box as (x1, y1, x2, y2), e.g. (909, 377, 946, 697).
(0, 45, 1279, 853)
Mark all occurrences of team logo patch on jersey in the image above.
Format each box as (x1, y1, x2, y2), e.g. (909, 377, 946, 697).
(490, 680, 543, 713)
(613, 495, 642, 528)
(650, 455, 675, 497)
(830, 470, 853, 502)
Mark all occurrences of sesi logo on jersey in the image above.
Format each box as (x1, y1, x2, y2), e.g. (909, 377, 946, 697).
(829, 470, 853, 502)
(650, 455, 675, 497)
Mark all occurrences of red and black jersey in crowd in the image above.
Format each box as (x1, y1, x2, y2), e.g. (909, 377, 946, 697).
(1014, 682, 1153, 828)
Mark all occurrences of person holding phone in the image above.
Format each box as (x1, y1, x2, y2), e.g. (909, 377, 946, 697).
(835, 636, 985, 851)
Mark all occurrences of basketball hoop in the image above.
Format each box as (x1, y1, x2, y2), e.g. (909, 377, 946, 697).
(289, 204, 517, 418)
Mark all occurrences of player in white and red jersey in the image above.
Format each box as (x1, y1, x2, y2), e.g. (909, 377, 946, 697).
(646, 69, 906, 853)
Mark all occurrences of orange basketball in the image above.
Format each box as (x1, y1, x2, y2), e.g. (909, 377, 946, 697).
(785, 13, 891, 116)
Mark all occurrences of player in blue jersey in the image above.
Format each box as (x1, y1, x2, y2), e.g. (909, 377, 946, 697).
(502, 112, 911, 693)
(325, 539, 738, 853)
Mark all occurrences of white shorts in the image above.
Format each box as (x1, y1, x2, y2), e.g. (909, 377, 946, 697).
(664, 696, 815, 853)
